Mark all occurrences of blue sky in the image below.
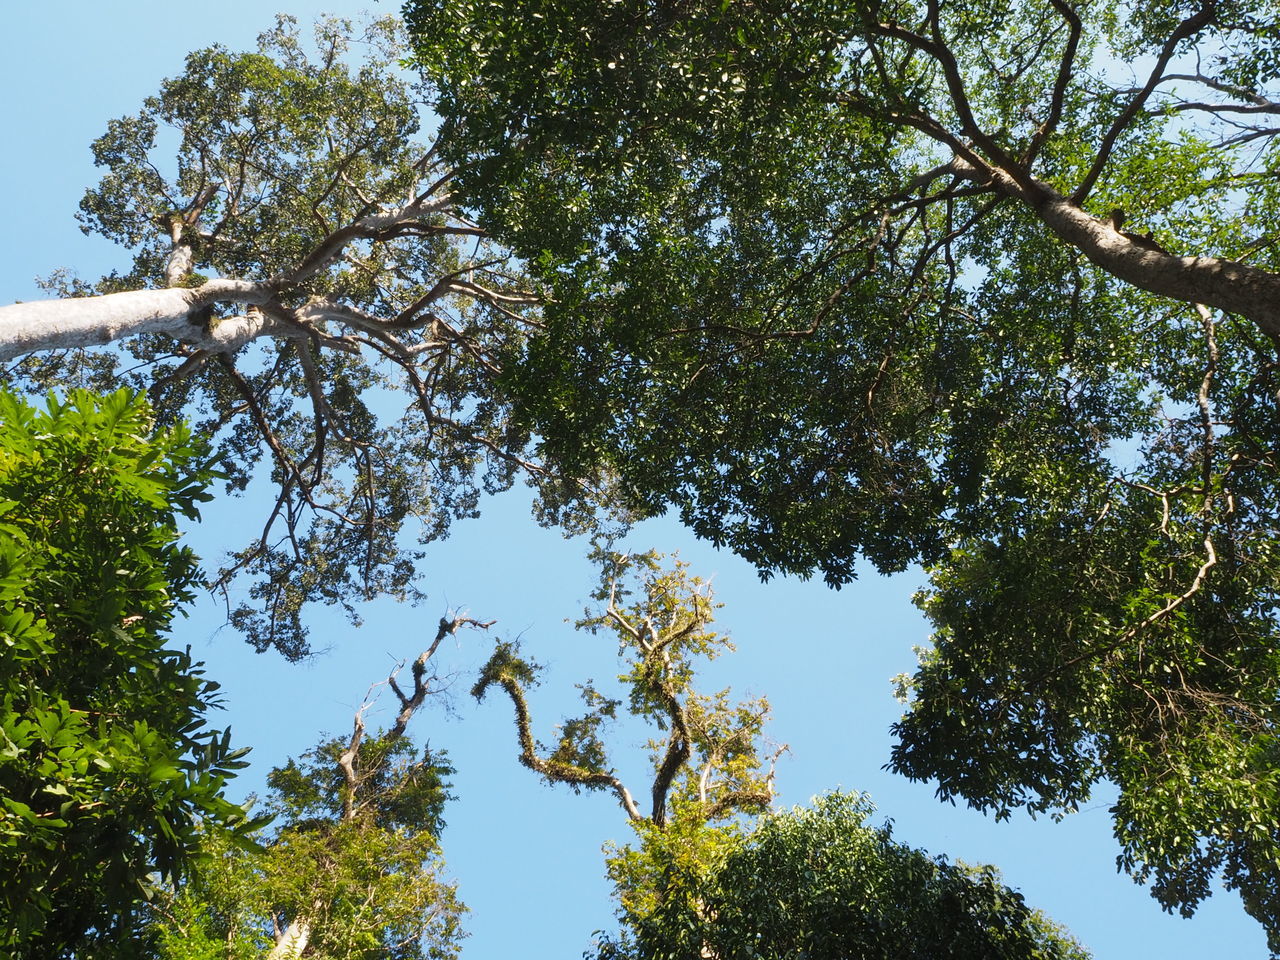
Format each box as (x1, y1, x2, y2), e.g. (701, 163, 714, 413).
(0, 4, 1267, 958)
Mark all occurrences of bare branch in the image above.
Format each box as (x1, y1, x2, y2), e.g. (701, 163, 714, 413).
(1161, 72, 1277, 107)
(282, 191, 455, 286)
(388, 615, 494, 742)
(338, 703, 370, 822)
(1166, 100, 1280, 116)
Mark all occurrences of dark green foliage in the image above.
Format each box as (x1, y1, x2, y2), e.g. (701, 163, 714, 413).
(406, 0, 1280, 941)
(411, 0, 945, 582)
(891, 490, 1280, 931)
(0, 388, 254, 956)
(600, 792, 1088, 960)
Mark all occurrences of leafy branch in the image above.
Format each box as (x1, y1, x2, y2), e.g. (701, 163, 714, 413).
(475, 549, 784, 832)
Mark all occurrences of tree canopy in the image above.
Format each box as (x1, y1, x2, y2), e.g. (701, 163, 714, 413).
(475, 549, 1086, 959)
(3, 2, 1279, 951)
(0, 387, 255, 956)
(0, 16, 555, 660)
(405, 0, 1280, 945)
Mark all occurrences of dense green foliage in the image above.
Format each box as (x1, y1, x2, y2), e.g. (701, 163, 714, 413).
(477, 551, 1085, 958)
(407, 0, 1280, 943)
(0, 388, 252, 956)
(601, 793, 1088, 960)
(153, 733, 464, 960)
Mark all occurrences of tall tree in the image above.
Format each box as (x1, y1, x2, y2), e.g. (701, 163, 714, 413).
(150, 615, 483, 960)
(405, 0, 1280, 944)
(477, 549, 1086, 959)
(0, 387, 255, 957)
(0, 16, 554, 660)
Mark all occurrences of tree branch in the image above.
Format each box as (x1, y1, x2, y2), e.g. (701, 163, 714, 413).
(473, 646, 643, 821)
(1072, 2, 1216, 204)
(1024, 0, 1083, 165)
(953, 160, 1280, 338)
(387, 615, 494, 742)
(0, 280, 282, 362)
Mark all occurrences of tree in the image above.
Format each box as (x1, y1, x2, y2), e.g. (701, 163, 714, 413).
(405, 0, 1280, 944)
(476, 549, 1085, 959)
(473, 549, 781, 824)
(606, 793, 1088, 960)
(0, 387, 256, 957)
(0, 15, 553, 660)
(150, 615, 482, 960)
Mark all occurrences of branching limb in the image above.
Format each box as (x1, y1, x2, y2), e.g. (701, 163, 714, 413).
(1161, 72, 1278, 107)
(1026, 536, 1218, 693)
(1072, 2, 1216, 204)
(282, 191, 455, 286)
(1024, 0, 1083, 165)
(338, 703, 371, 822)
(649, 678, 692, 827)
(387, 615, 494, 741)
(473, 643, 644, 821)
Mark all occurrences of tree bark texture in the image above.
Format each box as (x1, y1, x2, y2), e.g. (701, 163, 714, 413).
(0, 280, 282, 362)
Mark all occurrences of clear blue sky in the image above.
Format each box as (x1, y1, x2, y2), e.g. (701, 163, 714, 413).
(0, 4, 1267, 958)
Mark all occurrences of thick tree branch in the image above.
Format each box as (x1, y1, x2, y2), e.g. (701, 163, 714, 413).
(0, 280, 281, 361)
(649, 677, 691, 828)
(955, 161, 1280, 338)
(338, 704, 370, 823)
(473, 649, 643, 821)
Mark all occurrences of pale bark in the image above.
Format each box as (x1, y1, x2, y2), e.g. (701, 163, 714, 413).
(268, 916, 313, 960)
(1030, 185, 1280, 339)
(950, 160, 1280, 340)
(0, 188, 475, 366)
(0, 279, 282, 362)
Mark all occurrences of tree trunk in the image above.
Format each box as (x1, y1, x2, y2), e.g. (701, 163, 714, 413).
(0, 279, 283, 362)
(966, 162, 1280, 338)
(268, 915, 313, 959)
